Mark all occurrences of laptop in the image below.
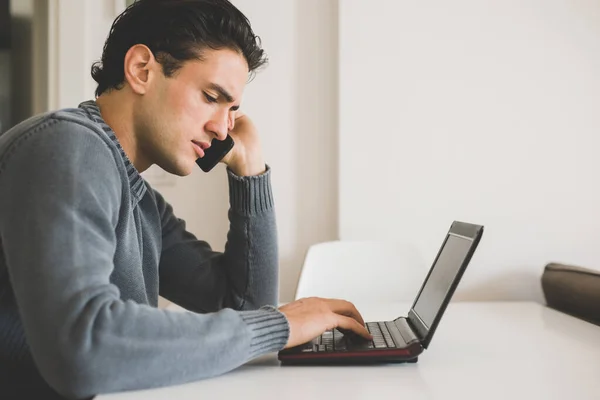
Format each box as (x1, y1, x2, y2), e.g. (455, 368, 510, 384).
(278, 220, 484, 365)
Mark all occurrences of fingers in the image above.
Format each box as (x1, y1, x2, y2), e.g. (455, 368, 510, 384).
(335, 315, 372, 340)
(325, 299, 366, 327)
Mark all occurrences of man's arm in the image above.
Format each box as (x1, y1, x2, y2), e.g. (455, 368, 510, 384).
(157, 165, 280, 312)
(158, 112, 277, 312)
(0, 119, 288, 399)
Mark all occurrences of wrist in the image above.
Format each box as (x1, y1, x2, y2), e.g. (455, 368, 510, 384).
(228, 151, 266, 177)
(227, 164, 274, 215)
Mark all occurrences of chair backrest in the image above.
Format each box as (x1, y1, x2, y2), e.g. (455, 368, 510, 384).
(294, 240, 429, 303)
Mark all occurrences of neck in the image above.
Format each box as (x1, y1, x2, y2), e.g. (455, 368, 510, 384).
(95, 91, 152, 173)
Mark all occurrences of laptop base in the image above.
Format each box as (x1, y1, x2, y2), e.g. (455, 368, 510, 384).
(279, 356, 419, 366)
(278, 339, 424, 366)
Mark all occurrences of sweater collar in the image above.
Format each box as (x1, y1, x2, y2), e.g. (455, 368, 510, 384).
(78, 100, 147, 204)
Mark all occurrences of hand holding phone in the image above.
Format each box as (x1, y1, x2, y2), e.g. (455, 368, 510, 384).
(197, 111, 265, 176)
(195, 134, 235, 172)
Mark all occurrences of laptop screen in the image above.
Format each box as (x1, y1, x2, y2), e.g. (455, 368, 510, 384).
(411, 233, 473, 329)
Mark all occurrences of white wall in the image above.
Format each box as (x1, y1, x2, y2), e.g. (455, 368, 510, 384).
(339, 0, 600, 302)
(9, 0, 34, 124)
(39, 0, 340, 302)
(42, 0, 120, 111)
(0, 52, 10, 133)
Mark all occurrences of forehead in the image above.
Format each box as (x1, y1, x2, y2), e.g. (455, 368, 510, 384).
(179, 48, 249, 99)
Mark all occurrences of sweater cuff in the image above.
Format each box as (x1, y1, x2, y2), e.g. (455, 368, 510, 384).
(227, 164, 274, 216)
(239, 305, 290, 359)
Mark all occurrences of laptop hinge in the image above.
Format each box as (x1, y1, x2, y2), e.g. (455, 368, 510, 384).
(395, 317, 420, 344)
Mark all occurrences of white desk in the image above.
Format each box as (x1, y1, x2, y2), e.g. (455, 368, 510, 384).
(99, 302, 600, 400)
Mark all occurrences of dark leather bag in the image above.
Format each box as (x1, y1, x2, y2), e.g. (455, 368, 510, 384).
(541, 263, 600, 326)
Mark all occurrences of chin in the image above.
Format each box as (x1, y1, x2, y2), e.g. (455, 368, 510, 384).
(172, 164, 195, 176)
(158, 159, 195, 177)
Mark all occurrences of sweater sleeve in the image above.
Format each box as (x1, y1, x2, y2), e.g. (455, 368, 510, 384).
(157, 165, 280, 313)
(0, 118, 289, 400)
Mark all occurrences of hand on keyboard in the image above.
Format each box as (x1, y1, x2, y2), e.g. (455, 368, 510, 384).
(279, 297, 373, 349)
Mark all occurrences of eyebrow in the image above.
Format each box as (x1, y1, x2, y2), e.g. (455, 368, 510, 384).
(208, 83, 235, 104)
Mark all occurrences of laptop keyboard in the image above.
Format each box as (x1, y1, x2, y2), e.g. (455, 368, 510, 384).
(367, 322, 397, 349)
(303, 322, 398, 353)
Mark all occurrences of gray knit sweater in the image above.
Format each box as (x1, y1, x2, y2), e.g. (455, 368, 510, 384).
(0, 101, 290, 399)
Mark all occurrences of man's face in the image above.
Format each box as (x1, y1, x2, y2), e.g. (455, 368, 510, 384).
(137, 48, 249, 176)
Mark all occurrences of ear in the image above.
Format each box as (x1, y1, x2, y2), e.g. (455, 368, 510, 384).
(123, 44, 159, 95)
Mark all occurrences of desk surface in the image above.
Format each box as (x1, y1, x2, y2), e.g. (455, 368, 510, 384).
(99, 302, 600, 400)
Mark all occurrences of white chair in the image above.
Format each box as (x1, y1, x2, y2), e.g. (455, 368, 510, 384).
(294, 240, 429, 303)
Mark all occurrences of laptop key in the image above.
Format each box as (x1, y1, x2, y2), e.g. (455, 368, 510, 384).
(334, 339, 346, 351)
(385, 321, 406, 348)
(332, 330, 347, 351)
(383, 335, 395, 348)
(378, 322, 396, 348)
(366, 322, 379, 334)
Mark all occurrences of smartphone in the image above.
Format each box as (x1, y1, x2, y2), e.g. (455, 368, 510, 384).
(195, 135, 235, 172)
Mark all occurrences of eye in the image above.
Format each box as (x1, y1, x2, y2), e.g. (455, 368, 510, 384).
(204, 92, 218, 103)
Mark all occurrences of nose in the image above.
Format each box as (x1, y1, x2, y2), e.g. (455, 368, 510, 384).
(205, 109, 233, 141)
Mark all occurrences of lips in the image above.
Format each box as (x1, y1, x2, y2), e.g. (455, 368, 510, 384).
(193, 140, 211, 150)
(192, 140, 210, 158)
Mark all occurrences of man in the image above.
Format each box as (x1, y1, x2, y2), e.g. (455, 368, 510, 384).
(0, 1, 371, 399)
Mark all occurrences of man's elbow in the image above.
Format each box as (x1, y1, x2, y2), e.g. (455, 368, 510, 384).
(38, 354, 107, 400)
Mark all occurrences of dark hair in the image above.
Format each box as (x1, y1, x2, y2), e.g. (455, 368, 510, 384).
(91, 0, 267, 97)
